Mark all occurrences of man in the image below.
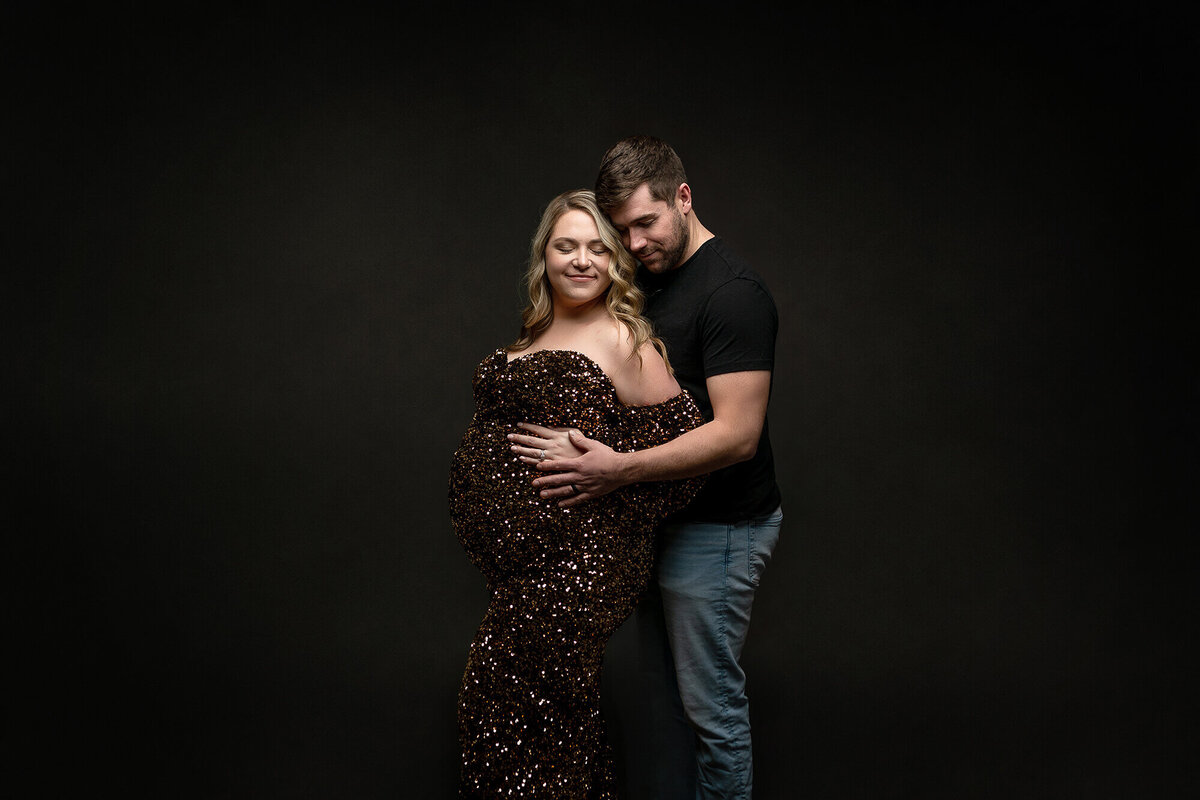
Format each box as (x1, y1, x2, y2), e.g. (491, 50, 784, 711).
(513, 135, 783, 800)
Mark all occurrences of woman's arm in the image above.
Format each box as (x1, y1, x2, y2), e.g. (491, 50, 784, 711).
(608, 339, 680, 407)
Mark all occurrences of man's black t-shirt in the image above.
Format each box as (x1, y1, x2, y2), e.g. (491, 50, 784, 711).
(638, 236, 782, 522)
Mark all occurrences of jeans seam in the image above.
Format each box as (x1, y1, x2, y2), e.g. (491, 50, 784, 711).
(719, 522, 731, 742)
(724, 521, 749, 796)
(748, 521, 758, 586)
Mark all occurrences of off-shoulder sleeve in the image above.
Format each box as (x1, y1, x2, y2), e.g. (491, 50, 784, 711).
(615, 390, 708, 521)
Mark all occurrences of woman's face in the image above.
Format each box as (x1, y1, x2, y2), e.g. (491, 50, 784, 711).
(544, 209, 613, 309)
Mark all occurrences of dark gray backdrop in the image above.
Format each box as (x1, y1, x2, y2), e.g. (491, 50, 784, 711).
(10, 3, 1195, 798)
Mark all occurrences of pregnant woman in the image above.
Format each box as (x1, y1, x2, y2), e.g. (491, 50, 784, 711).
(448, 189, 705, 798)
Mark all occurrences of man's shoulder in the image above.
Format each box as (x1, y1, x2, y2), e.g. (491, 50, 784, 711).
(642, 238, 774, 324)
(686, 238, 775, 311)
(691, 237, 772, 293)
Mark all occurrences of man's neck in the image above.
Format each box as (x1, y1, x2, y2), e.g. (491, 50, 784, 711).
(682, 212, 715, 264)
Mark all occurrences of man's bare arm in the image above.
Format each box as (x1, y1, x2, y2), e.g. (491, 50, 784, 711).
(514, 370, 771, 507)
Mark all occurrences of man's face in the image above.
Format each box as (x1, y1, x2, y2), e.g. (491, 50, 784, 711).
(607, 183, 689, 274)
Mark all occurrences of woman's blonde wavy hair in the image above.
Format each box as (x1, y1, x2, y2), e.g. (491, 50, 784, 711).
(510, 189, 671, 374)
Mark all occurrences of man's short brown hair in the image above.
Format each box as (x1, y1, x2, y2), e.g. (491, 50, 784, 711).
(594, 135, 688, 214)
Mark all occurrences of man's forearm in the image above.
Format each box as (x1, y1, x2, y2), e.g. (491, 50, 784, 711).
(619, 418, 757, 484)
(528, 371, 771, 503)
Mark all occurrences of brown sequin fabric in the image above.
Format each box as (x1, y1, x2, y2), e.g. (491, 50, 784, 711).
(448, 348, 705, 798)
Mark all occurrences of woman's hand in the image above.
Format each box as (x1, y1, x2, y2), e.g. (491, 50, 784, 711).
(508, 423, 585, 466)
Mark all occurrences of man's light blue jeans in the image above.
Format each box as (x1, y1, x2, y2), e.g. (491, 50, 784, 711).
(630, 505, 783, 800)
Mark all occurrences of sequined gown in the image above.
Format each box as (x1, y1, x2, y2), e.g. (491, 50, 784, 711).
(448, 348, 705, 798)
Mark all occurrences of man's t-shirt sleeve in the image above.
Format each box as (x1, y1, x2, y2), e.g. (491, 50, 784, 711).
(700, 277, 778, 377)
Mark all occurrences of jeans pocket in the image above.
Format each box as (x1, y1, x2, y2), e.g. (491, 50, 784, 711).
(748, 510, 782, 587)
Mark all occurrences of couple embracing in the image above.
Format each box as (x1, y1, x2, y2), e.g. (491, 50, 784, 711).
(449, 135, 783, 800)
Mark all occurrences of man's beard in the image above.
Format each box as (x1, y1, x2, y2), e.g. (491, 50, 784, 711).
(641, 208, 690, 272)
(660, 208, 690, 270)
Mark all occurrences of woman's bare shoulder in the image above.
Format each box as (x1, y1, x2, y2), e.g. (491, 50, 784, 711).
(609, 333, 681, 407)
